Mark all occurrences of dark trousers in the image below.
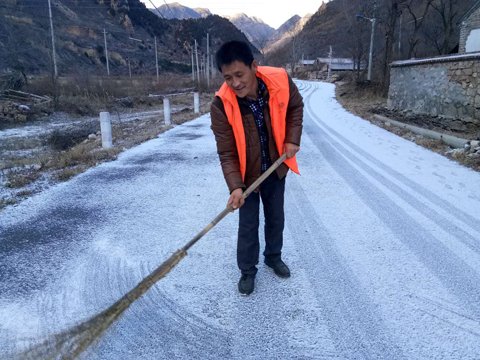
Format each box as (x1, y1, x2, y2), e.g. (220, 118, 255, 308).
(237, 173, 286, 275)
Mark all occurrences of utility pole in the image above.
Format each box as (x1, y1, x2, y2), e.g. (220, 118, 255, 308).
(211, 54, 215, 78)
(356, 1, 376, 81)
(195, 39, 200, 84)
(155, 36, 159, 81)
(47, 0, 58, 78)
(398, 13, 402, 55)
(104, 28, 110, 76)
(327, 46, 332, 81)
(367, 1, 377, 82)
(206, 33, 210, 89)
(191, 50, 195, 82)
(128, 58, 132, 78)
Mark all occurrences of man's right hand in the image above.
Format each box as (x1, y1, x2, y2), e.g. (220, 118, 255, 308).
(227, 188, 245, 210)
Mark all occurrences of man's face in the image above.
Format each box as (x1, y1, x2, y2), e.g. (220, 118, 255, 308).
(220, 60, 258, 99)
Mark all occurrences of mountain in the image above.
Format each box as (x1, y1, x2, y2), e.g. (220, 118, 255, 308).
(148, 4, 277, 52)
(0, 0, 258, 77)
(150, 2, 207, 19)
(264, 15, 311, 54)
(145, 3, 310, 54)
(226, 13, 275, 51)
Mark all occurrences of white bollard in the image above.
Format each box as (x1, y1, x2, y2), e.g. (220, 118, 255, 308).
(99, 111, 113, 149)
(163, 97, 171, 125)
(194, 92, 200, 114)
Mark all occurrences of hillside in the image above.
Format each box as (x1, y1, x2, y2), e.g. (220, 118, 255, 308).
(263, 15, 311, 57)
(0, 0, 256, 77)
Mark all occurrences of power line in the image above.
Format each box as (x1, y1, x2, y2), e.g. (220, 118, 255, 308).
(145, 0, 165, 19)
(162, 0, 175, 18)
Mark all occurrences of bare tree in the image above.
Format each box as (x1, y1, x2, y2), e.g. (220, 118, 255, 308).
(342, 0, 370, 80)
(429, 0, 461, 54)
(403, 0, 434, 58)
(423, 24, 444, 54)
(287, 27, 301, 76)
(378, 0, 405, 94)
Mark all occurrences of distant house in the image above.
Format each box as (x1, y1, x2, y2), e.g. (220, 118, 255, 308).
(459, 0, 480, 53)
(298, 59, 316, 66)
(316, 57, 366, 71)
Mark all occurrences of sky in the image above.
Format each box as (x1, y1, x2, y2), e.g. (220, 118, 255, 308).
(143, 0, 325, 29)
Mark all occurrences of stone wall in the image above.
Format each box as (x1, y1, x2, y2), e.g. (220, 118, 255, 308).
(459, 4, 480, 53)
(387, 54, 480, 125)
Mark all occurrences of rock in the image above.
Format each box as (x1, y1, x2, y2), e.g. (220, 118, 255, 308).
(88, 134, 97, 140)
(118, 97, 134, 108)
(17, 104, 31, 112)
(470, 140, 479, 148)
(446, 148, 465, 158)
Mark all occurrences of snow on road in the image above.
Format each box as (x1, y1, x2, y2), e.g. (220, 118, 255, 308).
(1, 81, 479, 359)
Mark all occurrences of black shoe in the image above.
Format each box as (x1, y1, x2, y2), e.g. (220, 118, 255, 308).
(238, 274, 255, 295)
(265, 259, 291, 278)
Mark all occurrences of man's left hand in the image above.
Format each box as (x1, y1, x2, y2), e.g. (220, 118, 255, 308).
(284, 143, 300, 159)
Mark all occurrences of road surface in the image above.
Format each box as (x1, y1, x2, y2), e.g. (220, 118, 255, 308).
(1, 81, 479, 359)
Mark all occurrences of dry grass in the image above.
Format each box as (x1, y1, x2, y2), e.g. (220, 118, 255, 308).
(5, 169, 41, 188)
(335, 80, 386, 120)
(0, 198, 16, 208)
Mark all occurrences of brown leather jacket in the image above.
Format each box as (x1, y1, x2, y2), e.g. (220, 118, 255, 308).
(210, 75, 303, 193)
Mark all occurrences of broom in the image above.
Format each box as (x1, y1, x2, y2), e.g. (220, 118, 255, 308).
(18, 153, 288, 359)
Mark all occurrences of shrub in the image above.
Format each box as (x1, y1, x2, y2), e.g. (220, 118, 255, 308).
(47, 125, 98, 151)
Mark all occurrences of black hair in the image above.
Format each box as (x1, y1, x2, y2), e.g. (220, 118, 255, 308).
(215, 40, 254, 72)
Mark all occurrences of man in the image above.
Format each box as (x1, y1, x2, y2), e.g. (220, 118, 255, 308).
(210, 40, 303, 296)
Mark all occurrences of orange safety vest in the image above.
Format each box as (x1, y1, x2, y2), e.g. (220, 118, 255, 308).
(216, 66, 299, 181)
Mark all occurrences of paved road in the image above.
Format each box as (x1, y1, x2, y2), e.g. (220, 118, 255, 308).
(1, 81, 480, 359)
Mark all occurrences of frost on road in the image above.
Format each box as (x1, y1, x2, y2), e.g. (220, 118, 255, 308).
(1, 81, 480, 359)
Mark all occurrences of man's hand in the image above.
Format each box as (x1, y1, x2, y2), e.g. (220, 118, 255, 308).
(284, 142, 300, 159)
(227, 188, 245, 210)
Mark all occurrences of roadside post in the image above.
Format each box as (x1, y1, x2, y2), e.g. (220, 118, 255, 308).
(99, 112, 113, 149)
(163, 97, 171, 125)
(194, 92, 200, 114)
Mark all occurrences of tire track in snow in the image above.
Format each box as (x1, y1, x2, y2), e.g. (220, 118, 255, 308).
(303, 83, 480, 238)
(304, 111, 480, 254)
(285, 177, 405, 360)
(300, 87, 480, 319)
